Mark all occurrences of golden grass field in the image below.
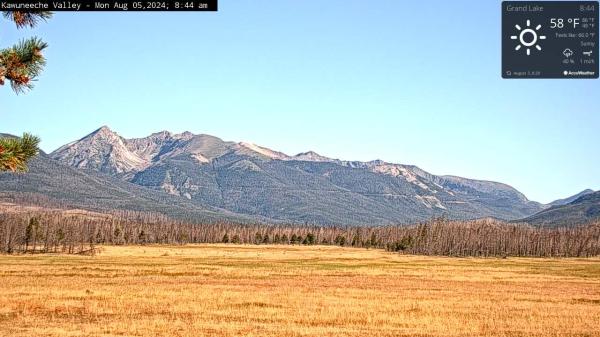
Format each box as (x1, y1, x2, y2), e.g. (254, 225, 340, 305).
(0, 245, 599, 337)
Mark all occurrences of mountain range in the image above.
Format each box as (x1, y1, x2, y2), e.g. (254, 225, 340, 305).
(0, 127, 597, 226)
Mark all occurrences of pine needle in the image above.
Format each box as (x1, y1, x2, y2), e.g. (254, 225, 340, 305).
(0, 133, 40, 172)
(2, 11, 53, 29)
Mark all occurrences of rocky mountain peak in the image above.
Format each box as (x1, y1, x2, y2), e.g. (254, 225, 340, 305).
(148, 130, 173, 139)
(87, 125, 120, 140)
(367, 159, 386, 165)
(292, 151, 334, 162)
(177, 131, 194, 138)
(95, 125, 112, 133)
(51, 126, 147, 175)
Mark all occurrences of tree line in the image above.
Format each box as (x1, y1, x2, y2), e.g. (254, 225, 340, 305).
(1, 211, 599, 257)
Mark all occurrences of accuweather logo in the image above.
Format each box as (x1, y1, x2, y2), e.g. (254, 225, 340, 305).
(563, 70, 596, 76)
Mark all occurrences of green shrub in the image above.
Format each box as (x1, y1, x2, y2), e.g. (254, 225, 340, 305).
(306, 233, 315, 245)
(334, 235, 346, 246)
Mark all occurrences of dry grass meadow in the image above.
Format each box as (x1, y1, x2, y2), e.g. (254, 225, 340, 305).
(0, 245, 599, 337)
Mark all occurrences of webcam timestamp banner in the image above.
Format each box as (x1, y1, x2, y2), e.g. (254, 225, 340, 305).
(0, 0, 218, 11)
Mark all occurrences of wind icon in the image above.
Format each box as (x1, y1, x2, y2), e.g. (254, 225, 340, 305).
(511, 20, 546, 56)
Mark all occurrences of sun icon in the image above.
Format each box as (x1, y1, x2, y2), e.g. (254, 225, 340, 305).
(511, 20, 546, 56)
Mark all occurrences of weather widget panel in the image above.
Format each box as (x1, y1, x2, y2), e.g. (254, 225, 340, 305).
(502, 1, 598, 79)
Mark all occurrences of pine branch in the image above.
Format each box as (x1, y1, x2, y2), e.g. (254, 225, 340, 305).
(0, 133, 40, 172)
(2, 11, 52, 29)
(0, 37, 48, 93)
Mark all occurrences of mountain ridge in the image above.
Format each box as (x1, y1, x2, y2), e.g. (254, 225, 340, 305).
(548, 189, 595, 206)
(41, 126, 548, 224)
(520, 190, 600, 226)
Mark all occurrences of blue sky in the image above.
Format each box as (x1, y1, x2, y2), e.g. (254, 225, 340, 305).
(1, 0, 599, 203)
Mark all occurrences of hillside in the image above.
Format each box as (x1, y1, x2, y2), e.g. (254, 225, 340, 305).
(548, 189, 595, 206)
(521, 191, 600, 227)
